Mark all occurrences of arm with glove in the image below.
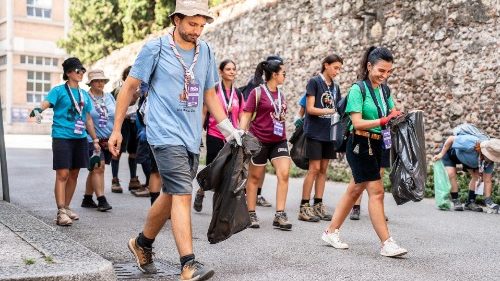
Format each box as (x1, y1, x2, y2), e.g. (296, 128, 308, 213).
(29, 101, 51, 123)
(204, 87, 243, 145)
(351, 109, 402, 131)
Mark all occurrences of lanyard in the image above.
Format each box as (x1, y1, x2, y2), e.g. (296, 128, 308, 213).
(365, 80, 388, 117)
(89, 90, 108, 118)
(167, 30, 200, 95)
(262, 84, 283, 117)
(64, 83, 84, 117)
(217, 82, 235, 114)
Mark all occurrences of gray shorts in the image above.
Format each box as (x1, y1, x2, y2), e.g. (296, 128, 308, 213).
(150, 144, 199, 195)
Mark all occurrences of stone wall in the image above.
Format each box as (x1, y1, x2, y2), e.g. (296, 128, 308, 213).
(93, 0, 499, 159)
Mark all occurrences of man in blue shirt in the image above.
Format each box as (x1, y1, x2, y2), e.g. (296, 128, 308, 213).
(434, 134, 500, 213)
(108, 1, 241, 280)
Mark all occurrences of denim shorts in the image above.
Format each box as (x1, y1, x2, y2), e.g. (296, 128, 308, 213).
(150, 144, 199, 195)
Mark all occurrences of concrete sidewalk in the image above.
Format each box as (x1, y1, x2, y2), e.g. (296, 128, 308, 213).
(0, 201, 115, 281)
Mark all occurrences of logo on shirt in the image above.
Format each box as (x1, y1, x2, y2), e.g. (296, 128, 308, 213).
(278, 148, 288, 153)
(321, 91, 334, 109)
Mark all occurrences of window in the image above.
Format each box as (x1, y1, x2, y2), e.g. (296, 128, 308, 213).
(26, 71, 51, 104)
(27, 0, 52, 19)
(20, 55, 58, 66)
(0, 55, 6, 66)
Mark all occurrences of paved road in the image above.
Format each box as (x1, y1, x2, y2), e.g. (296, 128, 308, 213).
(5, 144, 500, 281)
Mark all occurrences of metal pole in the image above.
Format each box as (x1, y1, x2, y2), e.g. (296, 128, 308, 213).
(0, 95, 10, 202)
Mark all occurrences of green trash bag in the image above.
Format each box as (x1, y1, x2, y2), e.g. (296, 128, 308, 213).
(433, 160, 451, 210)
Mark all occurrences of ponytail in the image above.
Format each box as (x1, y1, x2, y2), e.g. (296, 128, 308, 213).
(357, 46, 393, 80)
(254, 60, 283, 83)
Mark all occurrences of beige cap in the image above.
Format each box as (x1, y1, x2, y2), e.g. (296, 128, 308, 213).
(86, 69, 109, 85)
(169, 0, 214, 24)
(480, 138, 500, 163)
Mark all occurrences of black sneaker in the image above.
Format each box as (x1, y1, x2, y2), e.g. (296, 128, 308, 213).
(349, 206, 360, 220)
(180, 260, 214, 281)
(465, 202, 483, 212)
(97, 199, 112, 212)
(127, 238, 157, 274)
(193, 190, 204, 212)
(273, 212, 292, 231)
(452, 199, 464, 211)
(81, 197, 97, 208)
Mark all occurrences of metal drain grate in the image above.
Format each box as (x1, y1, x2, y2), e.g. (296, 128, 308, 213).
(114, 260, 179, 280)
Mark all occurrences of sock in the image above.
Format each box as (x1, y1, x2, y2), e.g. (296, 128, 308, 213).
(248, 210, 256, 213)
(137, 232, 155, 249)
(257, 188, 262, 196)
(484, 197, 493, 205)
(111, 159, 120, 178)
(180, 254, 195, 268)
(97, 196, 107, 204)
(300, 199, 310, 206)
(128, 157, 137, 178)
(141, 162, 151, 186)
(150, 192, 160, 205)
(314, 198, 323, 205)
(84, 194, 93, 200)
(353, 204, 361, 210)
(468, 190, 476, 203)
(451, 192, 459, 200)
(276, 210, 284, 214)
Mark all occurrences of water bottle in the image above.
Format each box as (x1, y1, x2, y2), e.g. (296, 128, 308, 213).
(34, 110, 42, 124)
(331, 113, 340, 141)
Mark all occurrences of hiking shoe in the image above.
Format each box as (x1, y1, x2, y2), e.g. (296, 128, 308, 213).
(380, 237, 408, 257)
(350, 206, 360, 220)
(322, 229, 349, 249)
(249, 212, 260, 228)
(180, 260, 215, 281)
(257, 195, 272, 207)
(133, 187, 151, 198)
(97, 199, 112, 212)
(273, 212, 292, 230)
(111, 178, 123, 193)
(128, 238, 157, 274)
(298, 203, 321, 222)
(486, 202, 500, 214)
(65, 208, 79, 220)
(313, 202, 332, 221)
(56, 208, 72, 226)
(81, 197, 97, 208)
(193, 190, 204, 212)
(129, 176, 142, 191)
(452, 199, 463, 211)
(465, 202, 483, 212)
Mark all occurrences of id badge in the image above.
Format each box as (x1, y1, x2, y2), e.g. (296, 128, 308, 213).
(74, 119, 85, 134)
(475, 181, 484, 195)
(381, 128, 392, 149)
(273, 120, 284, 136)
(98, 114, 107, 128)
(187, 82, 200, 107)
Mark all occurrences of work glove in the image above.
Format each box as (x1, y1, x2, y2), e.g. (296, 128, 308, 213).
(379, 110, 402, 126)
(293, 116, 304, 128)
(217, 118, 243, 146)
(88, 150, 101, 171)
(29, 108, 43, 123)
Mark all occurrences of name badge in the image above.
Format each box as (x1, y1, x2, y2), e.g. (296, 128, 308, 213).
(74, 119, 85, 135)
(382, 128, 392, 149)
(187, 82, 200, 107)
(273, 120, 284, 136)
(98, 114, 107, 128)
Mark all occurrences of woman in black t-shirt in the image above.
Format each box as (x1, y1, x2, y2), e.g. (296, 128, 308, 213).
(299, 55, 343, 223)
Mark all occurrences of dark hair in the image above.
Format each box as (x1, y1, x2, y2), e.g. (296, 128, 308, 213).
(266, 55, 283, 63)
(321, 54, 344, 72)
(254, 60, 283, 82)
(219, 59, 236, 71)
(357, 46, 394, 80)
(63, 73, 68, 81)
(122, 65, 132, 81)
(171, 13, 186, 26)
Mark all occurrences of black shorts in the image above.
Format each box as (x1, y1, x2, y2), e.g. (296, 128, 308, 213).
(346, 134, 383, 184)
(251, 140, 290, 166)
(52, 138, 89, 170)
(442, 147, 474, 171)
(136, 139, 158, 173)
(88, 142, 112, 165)
(305, 137, 336, 160)
(206, 134, 225, 165)
(120, 119, 138, 154)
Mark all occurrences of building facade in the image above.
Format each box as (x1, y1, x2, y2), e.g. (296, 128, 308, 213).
(0, 0, 70, 133)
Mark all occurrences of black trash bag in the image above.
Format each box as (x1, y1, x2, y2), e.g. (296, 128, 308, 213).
(389, 110, 427, 205)
(196, 133, 261, 244)
(289, 124, 309, 170)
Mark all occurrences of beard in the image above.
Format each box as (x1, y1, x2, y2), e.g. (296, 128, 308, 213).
(178, 28, 198, 43)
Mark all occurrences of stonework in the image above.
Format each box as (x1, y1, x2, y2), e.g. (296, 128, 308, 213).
(93, 0, 499, 162)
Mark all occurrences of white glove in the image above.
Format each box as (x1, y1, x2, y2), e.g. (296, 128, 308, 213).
(217, 118, 243, 146)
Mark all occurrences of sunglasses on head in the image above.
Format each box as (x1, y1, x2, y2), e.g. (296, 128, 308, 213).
(74, 68, 86, 74)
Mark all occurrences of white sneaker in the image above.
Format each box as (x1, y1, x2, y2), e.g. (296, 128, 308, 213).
(322, 229, 349, 249)
(380, 237, 407, 257)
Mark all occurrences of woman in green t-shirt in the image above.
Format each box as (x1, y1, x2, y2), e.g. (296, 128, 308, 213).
(321, 47, 407, 257)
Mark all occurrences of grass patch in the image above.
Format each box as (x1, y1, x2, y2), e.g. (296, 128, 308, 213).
(23, 258, 35, 265)
(44, 256, 54, 264)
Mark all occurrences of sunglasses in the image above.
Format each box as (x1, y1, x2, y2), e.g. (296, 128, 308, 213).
(74, 68, 86, 75)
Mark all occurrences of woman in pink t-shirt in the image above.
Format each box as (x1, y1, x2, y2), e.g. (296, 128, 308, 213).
(239, 59, 292, 231)
(193, 59, 245, 212)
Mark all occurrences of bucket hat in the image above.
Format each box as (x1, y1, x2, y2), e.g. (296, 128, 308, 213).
(169, 0, 214, 24)
(86, 69, 109, 86)
(480, 139, 500, 163)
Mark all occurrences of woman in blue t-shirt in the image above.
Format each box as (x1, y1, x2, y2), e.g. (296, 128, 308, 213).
(81, 69, 115, 212)
(29, 57, 100, 226)
(299, 54, 343, 223)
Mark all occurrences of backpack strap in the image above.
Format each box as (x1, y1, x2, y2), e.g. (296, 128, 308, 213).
(251, 86, 262, 121)
(355, 81, 367, 101)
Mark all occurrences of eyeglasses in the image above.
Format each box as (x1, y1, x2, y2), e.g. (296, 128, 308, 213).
(74, 69, 86, 75)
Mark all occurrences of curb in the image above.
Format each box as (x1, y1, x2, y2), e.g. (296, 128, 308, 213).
(0, 201, 116, 281)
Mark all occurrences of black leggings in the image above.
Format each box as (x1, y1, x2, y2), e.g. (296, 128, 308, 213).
(206, 134, 225, 165)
